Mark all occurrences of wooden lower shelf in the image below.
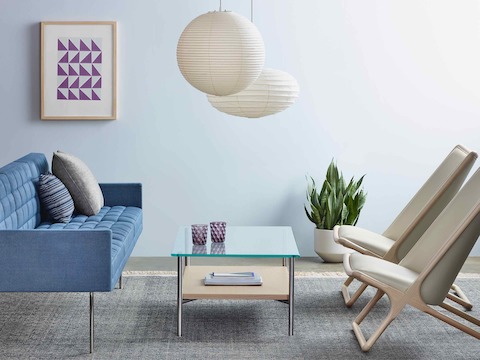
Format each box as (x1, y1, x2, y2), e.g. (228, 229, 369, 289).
(182, 265, 290, 300)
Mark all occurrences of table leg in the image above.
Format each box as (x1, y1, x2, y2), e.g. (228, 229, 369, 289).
(282, 258, 286, 266)
(289, 257, 294, 336)
(177, 256, 184, 336)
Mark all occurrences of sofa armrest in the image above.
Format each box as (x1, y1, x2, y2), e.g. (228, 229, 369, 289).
(100, 183, 142, 208)
(0, 229, 112, 292)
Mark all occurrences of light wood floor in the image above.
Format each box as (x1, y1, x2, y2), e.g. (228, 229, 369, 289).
(125, 256, 480, 273)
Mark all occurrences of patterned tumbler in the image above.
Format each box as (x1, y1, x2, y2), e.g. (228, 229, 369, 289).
(191, 224, 208, 245)
(210, 221, 227, 243)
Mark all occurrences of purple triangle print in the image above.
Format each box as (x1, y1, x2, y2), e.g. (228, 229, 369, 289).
(68, 90, 78, 100)
(93, 53, 102, 64)
(57, 89, 67, 100)
(81, 53, 92, 63)
(70, 52, 80, 63)
(57, 64, 67, 76)
(68, 65, 78, 76)
(91, 40, 101, 51)
(68, 40, 78, 51)
(91, 90, 100, 100)
(58, 39, 67, 51)
(79, 65, 90, 76)
(80, 40, 90, 51)
(81, 77, 92, 89)
(79, 90, 90, 100)
(70, 77, 79, 88)
(91, 65, 101, 76)
(58, 77, 69, 88)
(92, 78, 101, 89)
(58, 52, 69, 63)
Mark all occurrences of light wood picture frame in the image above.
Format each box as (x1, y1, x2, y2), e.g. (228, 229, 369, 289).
(41, 21, 117, 120)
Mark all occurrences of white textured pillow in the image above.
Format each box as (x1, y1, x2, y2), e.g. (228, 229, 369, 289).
(52, 151, 104, 216)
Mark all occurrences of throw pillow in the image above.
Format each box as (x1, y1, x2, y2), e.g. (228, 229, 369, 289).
(38, 173, 74, 223)
(52, 151, 104, 216)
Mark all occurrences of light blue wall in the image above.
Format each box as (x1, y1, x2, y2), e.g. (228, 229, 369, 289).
(1, 0, 479, 256)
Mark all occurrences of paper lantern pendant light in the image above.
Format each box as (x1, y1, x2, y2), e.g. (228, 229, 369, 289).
(207, 68, 299, 118)
(177, 11, 265, 96)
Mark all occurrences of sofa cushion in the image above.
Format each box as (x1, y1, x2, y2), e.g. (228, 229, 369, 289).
(36, 206, 142, 273)
(0, 153, 49, 230)
(38, 173, 74, 223)
(52, 151, 104, 216)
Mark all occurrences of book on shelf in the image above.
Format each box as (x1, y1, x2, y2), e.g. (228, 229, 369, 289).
(211, 272, 255, 277)
(204, 272, 263, 286)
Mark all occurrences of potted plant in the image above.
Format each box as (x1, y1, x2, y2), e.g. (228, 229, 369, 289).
(305, 160, 367, 262)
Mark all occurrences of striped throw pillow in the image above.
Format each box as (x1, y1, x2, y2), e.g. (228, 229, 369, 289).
(38, 173, 74, 223)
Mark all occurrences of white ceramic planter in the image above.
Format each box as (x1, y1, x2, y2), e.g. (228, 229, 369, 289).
(314, 228, 353, 263)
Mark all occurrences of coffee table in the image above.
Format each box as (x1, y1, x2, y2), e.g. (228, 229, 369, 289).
(171, 226, 300, 337)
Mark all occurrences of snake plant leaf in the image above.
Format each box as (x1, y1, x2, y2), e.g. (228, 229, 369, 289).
(304, 205, 315, 223)
(356, 175, 365, 189)
(341, 203, 349, 225)
(324, 191, 334, 229)
(308, 176, 315, 191)
(335, 192, 344, 222)
(311, 190, 321, 209)
(313, 206, 323, 228)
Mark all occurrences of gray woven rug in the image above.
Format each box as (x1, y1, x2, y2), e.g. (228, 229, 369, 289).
(1, 275, 480, 359)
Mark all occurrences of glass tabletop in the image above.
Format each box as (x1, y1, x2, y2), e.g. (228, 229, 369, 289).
(171, 226, 300, 258)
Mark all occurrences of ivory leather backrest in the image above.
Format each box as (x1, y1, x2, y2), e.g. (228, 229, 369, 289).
(400, 167, 480, 305)
(383, 145, 477, 261)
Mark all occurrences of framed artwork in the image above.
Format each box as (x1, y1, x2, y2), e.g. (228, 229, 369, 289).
(41, 21, 117, 120)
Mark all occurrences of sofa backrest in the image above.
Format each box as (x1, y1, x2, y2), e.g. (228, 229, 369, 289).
(0, 153, 49, 230)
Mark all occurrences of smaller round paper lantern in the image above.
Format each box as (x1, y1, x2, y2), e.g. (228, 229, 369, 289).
(207, 68, 300, 118)
(177, 11, 265, 96)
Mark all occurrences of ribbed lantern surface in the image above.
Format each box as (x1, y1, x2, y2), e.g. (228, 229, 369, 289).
(207, 68, 300, 118)
(177, 11, 265, 96)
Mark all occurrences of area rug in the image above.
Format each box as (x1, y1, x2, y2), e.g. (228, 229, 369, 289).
(1, 275, 479, 359)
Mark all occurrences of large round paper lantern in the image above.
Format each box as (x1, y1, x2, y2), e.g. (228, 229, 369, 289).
(207, 68, 300, 118)
(177, 11, 265, 96)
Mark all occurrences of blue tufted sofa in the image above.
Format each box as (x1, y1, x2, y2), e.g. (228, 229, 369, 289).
(0, 153, 142, 352)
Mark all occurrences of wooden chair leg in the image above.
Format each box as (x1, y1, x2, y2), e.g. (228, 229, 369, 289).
(342, 276, 369, 307)
(447, 284, 472, 310)
(420, 302, 480, 340)
(354, 289, 384, 325)
(341, 276, 354, 304)
(352, 290, 405, 352)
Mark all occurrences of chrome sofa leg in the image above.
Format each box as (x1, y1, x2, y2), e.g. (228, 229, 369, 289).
(90, 292, 94, 353)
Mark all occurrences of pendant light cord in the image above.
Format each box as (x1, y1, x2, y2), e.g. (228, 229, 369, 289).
(218, 0, 253, 20)
(251, 0, 254, 22)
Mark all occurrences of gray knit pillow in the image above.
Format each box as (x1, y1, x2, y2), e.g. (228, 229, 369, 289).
(52, 151, 104, 216)
(38, 173, 74, 223)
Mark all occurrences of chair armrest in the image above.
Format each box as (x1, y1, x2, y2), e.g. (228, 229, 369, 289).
(0, 229, 112, 292)
(100, 183, 142, 208)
